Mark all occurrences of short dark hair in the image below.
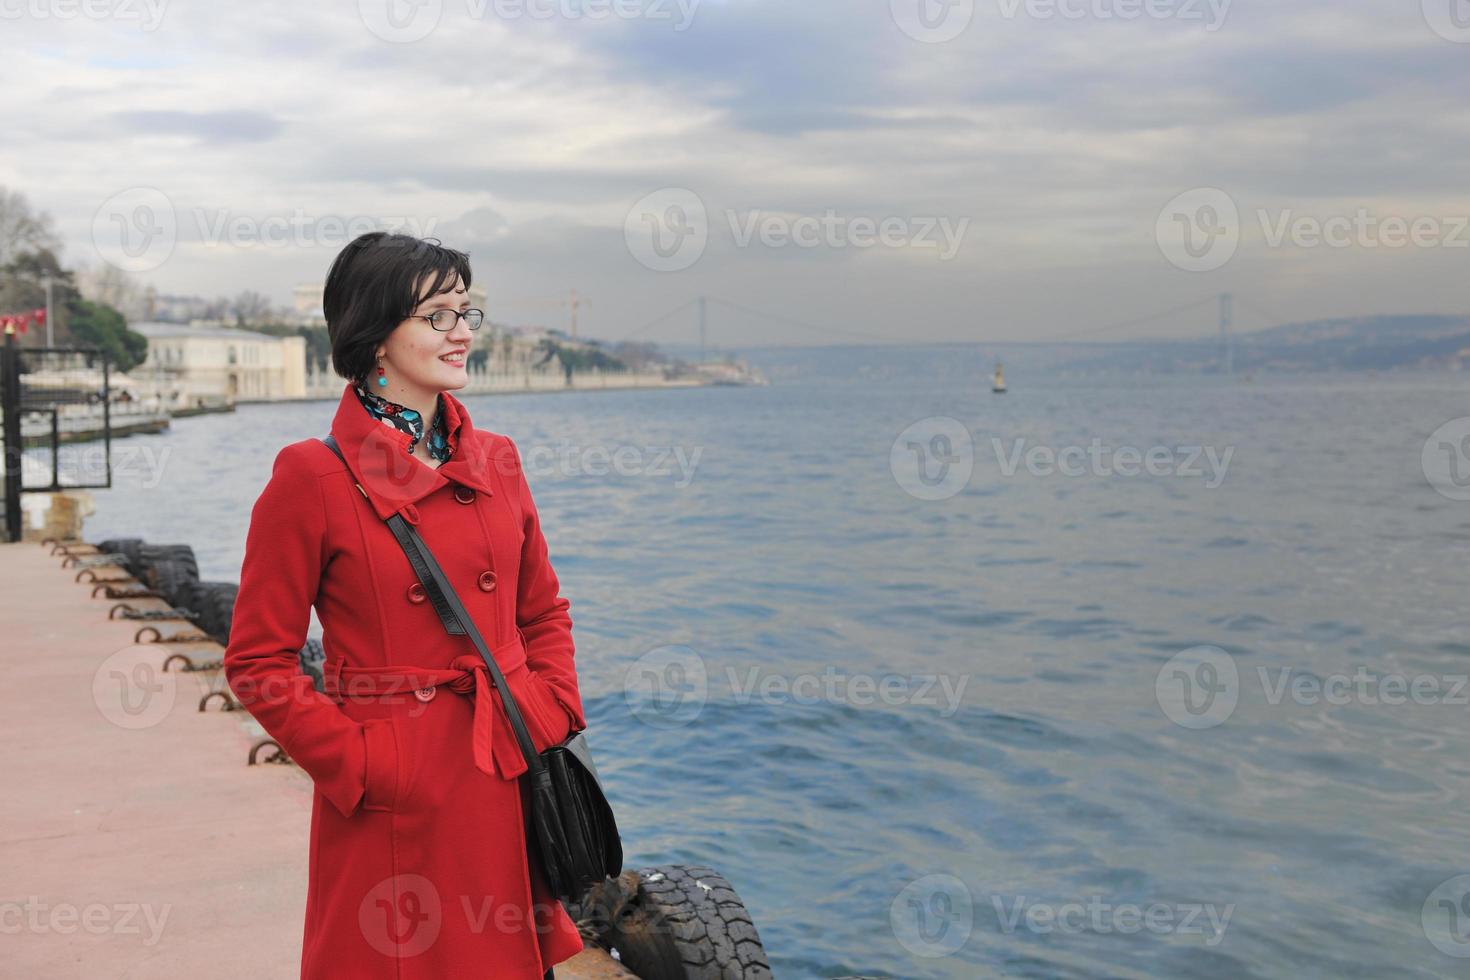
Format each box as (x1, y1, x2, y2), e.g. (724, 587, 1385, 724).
(324, 232, 473, 385)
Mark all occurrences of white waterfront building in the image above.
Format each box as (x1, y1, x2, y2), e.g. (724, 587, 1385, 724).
(130, 322, 307, 407)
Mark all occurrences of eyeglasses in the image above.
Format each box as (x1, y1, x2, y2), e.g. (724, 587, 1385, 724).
(410, 308, 485, 331)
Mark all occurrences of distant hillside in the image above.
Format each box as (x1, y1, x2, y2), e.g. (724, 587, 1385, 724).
(1059, 314, 1470, 373)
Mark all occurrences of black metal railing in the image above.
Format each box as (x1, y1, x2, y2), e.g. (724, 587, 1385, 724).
(1, 331, 117, 541)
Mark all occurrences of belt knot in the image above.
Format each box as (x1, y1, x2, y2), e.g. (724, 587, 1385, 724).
(447, 654, 485, 695)
(445, 654, 525, 780)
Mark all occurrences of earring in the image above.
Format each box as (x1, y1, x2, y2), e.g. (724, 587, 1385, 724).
(376, 358, 387, 387)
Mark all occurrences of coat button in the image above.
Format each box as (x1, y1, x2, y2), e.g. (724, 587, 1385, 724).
(454, 485, 476, 504)
(407, 582, 428, 604)
(414, 686, 437, 702)
(477, 570, 497, 592)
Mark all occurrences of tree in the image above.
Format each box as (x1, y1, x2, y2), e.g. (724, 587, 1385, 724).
(535, 338, 628, 383)
(232, 290, 273, 326)
(65, 298, 147, 372)
(0, 247, 64, 317)
(249, 321, 333, 373)
(75, 263, 145, 320)
(610, 340, 669, 371)
(0, 186, 61, 268)
(0, 192, 147, 369)
(0, 247, 78, 348)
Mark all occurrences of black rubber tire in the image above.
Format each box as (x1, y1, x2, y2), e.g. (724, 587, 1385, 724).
(147, 559, 201, 607)
(199, 583, 238, 644)
(175, 579, 229, 623)
(299, 639, 325, 692)
(101, 538, 148, 578)
(608, 864, 772, 980)
(136, 543, 199, 580)
(98, 538, 143, 570)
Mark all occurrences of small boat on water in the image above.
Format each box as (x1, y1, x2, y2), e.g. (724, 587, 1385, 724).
(992, 361, 1007, 394)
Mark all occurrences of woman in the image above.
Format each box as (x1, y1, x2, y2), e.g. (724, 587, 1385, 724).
(223, 233, 586, 979)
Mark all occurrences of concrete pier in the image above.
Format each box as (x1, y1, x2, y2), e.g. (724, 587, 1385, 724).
(0, 541, 630, 979)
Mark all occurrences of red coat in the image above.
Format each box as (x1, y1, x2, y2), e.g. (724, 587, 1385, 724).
(224, 383, 588, 978)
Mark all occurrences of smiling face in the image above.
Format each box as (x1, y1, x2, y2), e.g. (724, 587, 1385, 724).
(374, 273, 475, 399)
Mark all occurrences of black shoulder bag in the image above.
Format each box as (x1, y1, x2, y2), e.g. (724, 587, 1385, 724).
(320, 435, 622, 901)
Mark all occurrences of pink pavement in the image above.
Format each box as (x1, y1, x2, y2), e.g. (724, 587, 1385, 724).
(0, 541, 624, 980)
(0, 540, 312, 979)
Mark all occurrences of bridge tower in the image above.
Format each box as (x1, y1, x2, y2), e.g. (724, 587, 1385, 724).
(1219, 292, 1234, 375)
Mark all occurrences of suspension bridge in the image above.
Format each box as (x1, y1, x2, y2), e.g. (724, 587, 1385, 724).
(611, 293, 1290, 374)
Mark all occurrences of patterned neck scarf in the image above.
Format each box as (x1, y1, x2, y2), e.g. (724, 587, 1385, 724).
(352, 384, 456, 463)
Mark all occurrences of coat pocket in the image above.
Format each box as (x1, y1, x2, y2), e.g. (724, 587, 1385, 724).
(500, 644, 576, 754)
(512, 627, 583, 748)
(360, 717, 400, 813)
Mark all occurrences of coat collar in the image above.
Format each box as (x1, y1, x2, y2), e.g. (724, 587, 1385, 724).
(353, 384, 457, 462)
(328, 382, 504, 521)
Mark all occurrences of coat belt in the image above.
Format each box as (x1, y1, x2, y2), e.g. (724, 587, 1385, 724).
(324, 653, 529, 780)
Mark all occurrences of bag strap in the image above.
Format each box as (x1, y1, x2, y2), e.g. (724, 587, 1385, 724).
(319, 435, 544, 773)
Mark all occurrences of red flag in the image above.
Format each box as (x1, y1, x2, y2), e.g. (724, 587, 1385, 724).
(13, 312, 29, 334)
(33, 307, 45, 325)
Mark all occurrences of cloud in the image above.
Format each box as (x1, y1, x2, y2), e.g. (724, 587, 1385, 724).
(1, 0, 1465, 344)
(106, 109, 284, 143)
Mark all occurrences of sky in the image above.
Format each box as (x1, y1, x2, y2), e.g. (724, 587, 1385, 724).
(3, 0, 1468, 347)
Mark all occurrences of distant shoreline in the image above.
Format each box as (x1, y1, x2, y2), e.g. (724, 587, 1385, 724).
(248, 376, 709, 406)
